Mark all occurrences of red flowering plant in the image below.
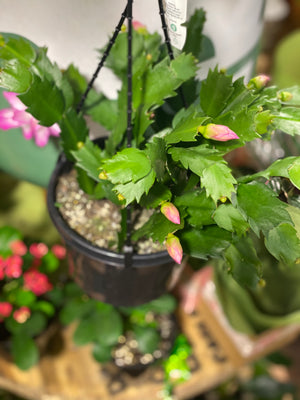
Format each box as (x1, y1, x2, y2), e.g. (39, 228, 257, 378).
(0, 225, 66, 370)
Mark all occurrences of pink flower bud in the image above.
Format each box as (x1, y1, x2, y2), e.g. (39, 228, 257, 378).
(0, 302, 13, 318)
(51, 244, 66, 259)
(10, 240, 27, 256)
(5, 255, 23, 278)
(198, 124, 239, 142)
(165, 233, 183, 264)
(29, 243, 48, 258)
(13, 306, 31, 324)
(161, 202, 181, 225)
(132, 20, 148, 34)
(247, 74, 270, 90)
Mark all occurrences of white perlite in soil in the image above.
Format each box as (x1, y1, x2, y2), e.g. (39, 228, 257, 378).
(56, 170, 166, 254)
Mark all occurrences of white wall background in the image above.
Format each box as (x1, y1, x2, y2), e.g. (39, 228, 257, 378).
(0, 0, 265, 95)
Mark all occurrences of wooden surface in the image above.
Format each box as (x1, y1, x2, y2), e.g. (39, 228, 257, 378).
(0, 269, 299, 400)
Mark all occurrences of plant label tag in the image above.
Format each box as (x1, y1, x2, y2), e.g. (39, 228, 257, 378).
(164, 0, 187, 50)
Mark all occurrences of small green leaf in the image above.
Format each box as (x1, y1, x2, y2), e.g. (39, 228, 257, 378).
(72, 138, 104, 182)
(19, 75, 65, 126)
(141, 294, 177, 314)
(11, 334, 39, 370)
(272, 107, 300, 136)
(213, 203, 249, 236)
(236, 182, 293, 236)
(59, 109, 89, 160)
(201, 162, 236, 203)
(145, 138, 167, 181)
(59, 297, 96, 325)
(288, 158, 300, 189)
(15, 289, 36, 307)
(200, 67, 234, 118)
(92, 342, 113, 363)
(5, 311, 47, 337)
(265, 223, 300, 264)
(32, 301, 55, 317)
(103, 148, 152, 184)
(179, 226, 231, 259)
(0, 59, 32, 93)
(225, 238, 261, 289)
(165, 115, 209, 144)
(0, 35, 36, 65)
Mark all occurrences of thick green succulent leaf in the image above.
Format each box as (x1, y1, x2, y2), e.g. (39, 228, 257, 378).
(0, 59, 32, 93)
(175, 189, 216, 228)
(103, 148, 152, 184)
(0, 35, 36, 65)
(72, 138, 104, 182)
(165, 115, 209, 144)
(92, 342, 113, 363)
(59, 109, 89, 160)
(224, 238, 261, 289)
(114, 169, 156, 205)
(201, 162, 236, 203)
(11, 334, 39, 370)
(265, 223, 300, 264)
(179, 226, 231, 259)
(236, 182, 293, 237)
(145, 138, 167, 181)
(213, 203, 249, 236)
(169, 144, 223, 176)
(133, 325, 160, 355)
(19, 75, 65, 126)
(200, 67, 234, 118)
(272, 107, 300, 136)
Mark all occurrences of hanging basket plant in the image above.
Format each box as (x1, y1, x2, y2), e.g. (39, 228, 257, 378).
(0, 2, 300, 309)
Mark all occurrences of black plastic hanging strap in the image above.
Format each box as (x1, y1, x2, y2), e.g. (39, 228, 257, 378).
(76, 4, 128, 113)
(124, 0, 134, 269)
(158, 0, 187, 108)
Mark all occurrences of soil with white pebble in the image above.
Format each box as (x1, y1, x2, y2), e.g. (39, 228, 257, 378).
(55, 170, 166, 254)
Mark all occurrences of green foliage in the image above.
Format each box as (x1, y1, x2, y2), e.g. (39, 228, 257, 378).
(11, 334, 39, 370)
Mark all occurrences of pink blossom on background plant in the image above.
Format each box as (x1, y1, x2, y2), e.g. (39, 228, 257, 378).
(161, 202, 181, 225)
(10, 240, 27, 256)
(198, 124, 239, 142)
(23, 269, 53, 296)
(132, 20, 148, 34)
(165, 233, 183, 265)
(51, 244, 66, 259)
(0, 302, 13, 320)
(0, 257, 5, 280)
(13, 306, 31, 324)
(29, 242, 48, 258)
(5, 255, 23, 278)
(0, 92, 61, 147)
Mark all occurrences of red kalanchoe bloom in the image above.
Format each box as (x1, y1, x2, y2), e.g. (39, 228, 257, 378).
(5, 255, 23, 278)
(29, 242, 48, 258)
(13, 306, 31, 324)
(0, 301, 13, 320)
(165, 233, 183, 265)
(10, 240, 27, 256)
(198, 124, 239, 142)
(0, 257, 5, 280)
(51, 244, 66, 259)
(161, 202, 181, 225)
(23, 269, 53, 296)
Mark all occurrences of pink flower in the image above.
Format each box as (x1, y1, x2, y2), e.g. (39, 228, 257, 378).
(198, 124, 239, 142)
(132, 20, 148, 34)
(10, 240, 27, 256)
(23, 269, 53, 296)
(0, 92, 61, 147)
(165, 233, 183, 265)
(0, 257, 5, 280)
(51, 244, 66, 259)
(0, 302, 13, 319)
(247, 74, 270, 90)
(161, 202, 181, 225)
(5, 255, 23, 278)
(13, 306, 31, 324)
(29, 242, 48, 258)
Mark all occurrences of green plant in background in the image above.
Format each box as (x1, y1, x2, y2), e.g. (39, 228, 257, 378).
(56, 281, 177, 365)
(0, 8, 300, 325)
(0, 226, 66, 370)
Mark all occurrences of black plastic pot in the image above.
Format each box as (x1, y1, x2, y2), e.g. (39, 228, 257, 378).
(47, 153, 183, 307)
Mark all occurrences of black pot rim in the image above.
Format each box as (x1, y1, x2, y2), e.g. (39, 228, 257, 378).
(47, 152, 173, 268)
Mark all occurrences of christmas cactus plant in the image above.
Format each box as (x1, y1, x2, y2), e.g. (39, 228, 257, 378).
(0, 8, 300, 293)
